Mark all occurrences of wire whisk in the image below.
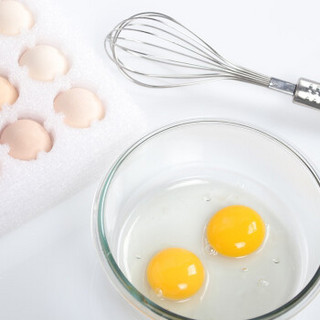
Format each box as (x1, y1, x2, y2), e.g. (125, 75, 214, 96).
(106, 12, 320, 109)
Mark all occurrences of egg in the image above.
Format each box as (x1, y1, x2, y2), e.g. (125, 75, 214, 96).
(206, 205, 266, 258)
(0, 76, 18, 110)
(54, 88, 105, 128)
(0, 0, 34, 36)
(0, 119, 52, 160)
(147, 248, 205, 300)
(117, 178, 303, 319)
(19, 45, 69, 81)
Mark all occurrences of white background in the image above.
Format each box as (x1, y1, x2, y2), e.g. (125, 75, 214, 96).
(1, 0, 320, 319)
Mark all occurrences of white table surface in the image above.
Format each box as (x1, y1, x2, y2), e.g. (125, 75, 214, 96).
(1, 0, 320, 319)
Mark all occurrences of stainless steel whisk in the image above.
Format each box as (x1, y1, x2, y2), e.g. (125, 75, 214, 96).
(106, 12, 320, 109)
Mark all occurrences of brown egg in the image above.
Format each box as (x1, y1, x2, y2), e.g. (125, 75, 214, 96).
(0, 76, 18, 110)
(54, 88, 105, 128)
(19, 45, 69, 81)
(0, 119, 53, 160)
(0, 0, 34, 36)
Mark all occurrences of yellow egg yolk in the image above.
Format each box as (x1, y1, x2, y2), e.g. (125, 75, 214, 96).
(147, 248, 205, 300)
(206, 205, 266, 258)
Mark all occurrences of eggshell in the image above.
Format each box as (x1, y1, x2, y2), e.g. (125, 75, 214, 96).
(19, 45, 69, 81)
(0, 0, 34, 36)
(0, 119, 53, 160)
(0, 76, 18, 110)
(54, 87, 105, 128)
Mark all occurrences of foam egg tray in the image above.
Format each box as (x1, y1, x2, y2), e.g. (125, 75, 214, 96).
(0, 0, 147, 235)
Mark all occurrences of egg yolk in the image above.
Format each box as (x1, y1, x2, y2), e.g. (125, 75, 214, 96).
(147, 248, 205, 300)
(206, 205, 266, 258)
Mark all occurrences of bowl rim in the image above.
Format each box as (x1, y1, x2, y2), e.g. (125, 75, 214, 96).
(92, 118, 320, 320)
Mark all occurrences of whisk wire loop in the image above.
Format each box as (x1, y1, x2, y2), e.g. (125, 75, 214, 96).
(106, 12, 271, 88)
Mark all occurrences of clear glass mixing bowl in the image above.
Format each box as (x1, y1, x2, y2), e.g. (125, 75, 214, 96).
(92, 119, 320, 320)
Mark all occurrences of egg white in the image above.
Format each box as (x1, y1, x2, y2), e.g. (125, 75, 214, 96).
(116, 173, 306, 320)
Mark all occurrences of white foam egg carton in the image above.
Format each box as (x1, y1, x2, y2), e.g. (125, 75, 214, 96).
(0, 0, 147, 235)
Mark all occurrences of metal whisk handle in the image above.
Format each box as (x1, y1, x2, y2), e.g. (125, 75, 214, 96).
(269, 77, 320, 109)
(294, 78, 320, 109)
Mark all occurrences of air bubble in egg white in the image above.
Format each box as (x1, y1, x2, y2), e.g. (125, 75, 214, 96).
(258, 279, 270, 287)
(156, 289, 163, 298)
(205, 244, 218, 256)
(202, 194, 211, 202)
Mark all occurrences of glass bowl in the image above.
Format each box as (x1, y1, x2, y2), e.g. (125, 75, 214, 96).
(92, 119, 320, 320)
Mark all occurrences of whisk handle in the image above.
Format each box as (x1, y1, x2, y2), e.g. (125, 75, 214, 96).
(269, 77, 320, 110)
(293, 78, 320, 110)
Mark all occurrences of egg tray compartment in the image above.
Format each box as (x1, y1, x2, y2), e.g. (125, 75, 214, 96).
(0, 0, 147, 235)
